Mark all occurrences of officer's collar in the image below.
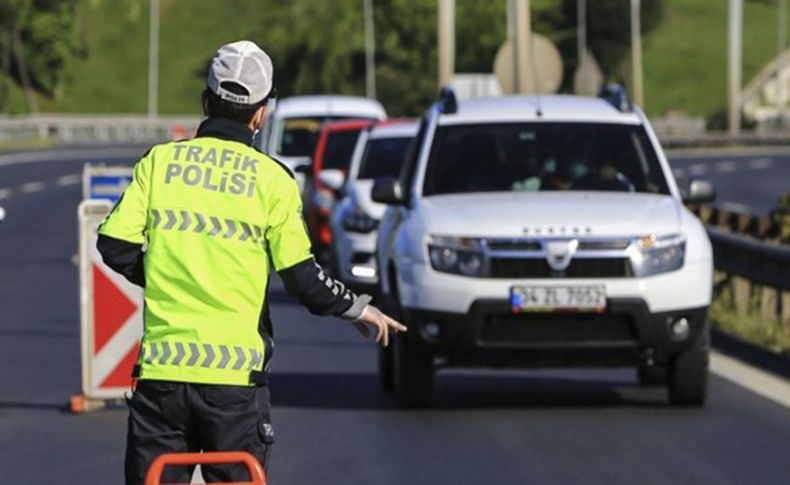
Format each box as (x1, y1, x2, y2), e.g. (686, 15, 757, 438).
(195, 117, 254, 146)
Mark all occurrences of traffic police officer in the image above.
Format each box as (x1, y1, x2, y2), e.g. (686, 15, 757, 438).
(96, 40, 406, 484)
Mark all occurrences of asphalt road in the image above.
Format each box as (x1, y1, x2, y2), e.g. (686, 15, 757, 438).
(667, 148, 790, 216)
(0, 146, 788, 484)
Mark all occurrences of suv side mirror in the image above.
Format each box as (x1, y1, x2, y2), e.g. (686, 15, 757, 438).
(318, 169, 346, 192)
(293, 163, 312, 175)
(372, 177, 406, 205)
(682, 179, 716, 204)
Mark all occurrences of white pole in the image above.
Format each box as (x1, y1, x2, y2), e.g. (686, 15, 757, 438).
(508, 0, 532, 94)
(437, 0, 455, 89)
(148, 0, 159, 117)
(777, 0, 787, 124)
(577, 0, 586, 63)
(364, 0, 376, 100)
(728, 0, 743, 135)
(630, 0, 644, 107)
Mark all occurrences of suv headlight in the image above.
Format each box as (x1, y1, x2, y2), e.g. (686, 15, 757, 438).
(427, 236, 485, 277)
(341, 204, 378, 233)
(630, 234, 685, 277)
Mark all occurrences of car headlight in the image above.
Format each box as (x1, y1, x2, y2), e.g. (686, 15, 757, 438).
(427, 236, 486, 277)
(341, 204, 378, 233)
(630, 234, 685, 277)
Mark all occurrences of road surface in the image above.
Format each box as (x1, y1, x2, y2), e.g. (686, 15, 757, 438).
(668, 148, 789, 216)
(0, 146, 787, 484)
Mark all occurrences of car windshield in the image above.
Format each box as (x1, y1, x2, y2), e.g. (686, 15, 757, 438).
(322, 130, 364, 171)
(276, 116, 354, 157)
(358, 136, 412, 180)
(422, 123, 670, 196)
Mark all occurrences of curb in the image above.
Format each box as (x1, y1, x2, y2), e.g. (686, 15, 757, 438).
(711, 328, 790, 381)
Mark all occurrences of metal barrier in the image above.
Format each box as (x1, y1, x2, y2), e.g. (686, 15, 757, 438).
(1, 113, 790, 148)
(707, 226, 790, 328)
(145, 452, 266, 485)
(708, 226, 790, 291)
(0, 114, 200, 144)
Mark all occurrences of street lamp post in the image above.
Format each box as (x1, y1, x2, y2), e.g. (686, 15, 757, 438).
(364, 0, 376, 100)
(630, 0, 644, 107)
(438, 0, 455, 89)
(728, 0, 743, 135)
(148, 0, 159, 117)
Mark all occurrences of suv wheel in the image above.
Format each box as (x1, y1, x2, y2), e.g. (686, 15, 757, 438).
(376, 280, 400, 392)
(668, 325, 709, 406)
(393, 333, 433, 408)
(377, 345, 394, 392)
(637, 363, 668, 386)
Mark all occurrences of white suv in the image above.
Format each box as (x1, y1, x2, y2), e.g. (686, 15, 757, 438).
(330, 120, 418, 292)
(372, 86, 715, 408)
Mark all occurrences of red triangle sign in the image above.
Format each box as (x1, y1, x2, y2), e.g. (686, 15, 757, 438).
(93, 264, 138, 354)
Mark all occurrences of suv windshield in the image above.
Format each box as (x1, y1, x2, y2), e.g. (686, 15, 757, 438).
(422, 123, 669, 196)
(358, 136, 412, 180)
(322, 130, 363, 171)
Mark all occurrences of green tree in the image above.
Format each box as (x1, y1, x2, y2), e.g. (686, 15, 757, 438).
(0, 0, 80, 113)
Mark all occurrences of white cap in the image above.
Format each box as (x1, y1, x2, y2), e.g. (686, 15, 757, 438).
(207, 40, 273, 105)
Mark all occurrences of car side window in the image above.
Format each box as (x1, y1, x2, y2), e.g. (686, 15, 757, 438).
(399, 116, 428, 202)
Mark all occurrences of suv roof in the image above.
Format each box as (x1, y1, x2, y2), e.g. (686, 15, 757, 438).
(273, 95, 386, 119)
(438, 95, 642, 125)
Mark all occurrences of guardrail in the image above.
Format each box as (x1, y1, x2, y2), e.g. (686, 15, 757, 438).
(689, 204, 783, 240)
(706, 224, 790, 329)
(0, 114, 200, 144)
(708, 227, 790, 291)
(660, 131, 790, 148)
(1, 113, 790, 148)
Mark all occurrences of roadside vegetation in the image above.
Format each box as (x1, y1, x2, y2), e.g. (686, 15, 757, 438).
(710, 286, 790, 355)
(1, 0, 789, 120)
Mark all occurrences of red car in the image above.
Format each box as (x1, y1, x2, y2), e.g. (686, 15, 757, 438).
(304, 119, 375, 262)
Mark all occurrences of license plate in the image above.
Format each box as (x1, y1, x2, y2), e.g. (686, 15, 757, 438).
(510, 285, 606, 313)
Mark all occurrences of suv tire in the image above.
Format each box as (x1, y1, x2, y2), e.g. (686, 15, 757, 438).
(668, 326, 709, 406)
(393, 333, 433, 408)
(377, 345, 394, 392)
(638, 364, 668, 386)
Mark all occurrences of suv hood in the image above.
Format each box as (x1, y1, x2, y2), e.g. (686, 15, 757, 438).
(420, 192, 681, 238)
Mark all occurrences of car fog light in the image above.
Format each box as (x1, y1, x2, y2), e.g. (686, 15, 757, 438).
(350, 265, 376, 278)
(423, 321, 441, 338)
(669, 317, 690, 341)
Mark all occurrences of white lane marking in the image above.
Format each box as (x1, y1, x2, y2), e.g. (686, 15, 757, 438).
(0, 188, 11, 200)
(55, 173, 82, 186)
(20, 181, 45, 193)
(0, 147, 143, 167)
(710, 351, 790, 409)
(716, 160, 737, 172)
(689, 163, 707, 176)
(672, 168, 685, 178)
(747, 157, 774, 170)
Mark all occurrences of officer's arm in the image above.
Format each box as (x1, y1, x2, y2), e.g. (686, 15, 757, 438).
(267, 170, 370, 319)
(96, 150, 153, 287)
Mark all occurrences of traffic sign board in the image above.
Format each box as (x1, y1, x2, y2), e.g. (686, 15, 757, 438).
(82, 164, 133, 202)
(76, 200, 143, 406)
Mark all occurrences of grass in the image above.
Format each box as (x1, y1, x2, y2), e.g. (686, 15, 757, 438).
(5, 0, 790, 120)
(642, 0, 790, 120)
(710, 284, 790, 355)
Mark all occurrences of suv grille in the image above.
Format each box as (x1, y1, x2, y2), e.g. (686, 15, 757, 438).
(480, 313, 636, 344)
(489, 257, 632, 278)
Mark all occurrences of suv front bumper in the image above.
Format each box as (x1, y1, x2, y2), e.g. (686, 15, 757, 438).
(401, 298, 708, 368)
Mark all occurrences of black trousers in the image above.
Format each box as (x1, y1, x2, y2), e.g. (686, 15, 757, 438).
(124, 380, 274, 485)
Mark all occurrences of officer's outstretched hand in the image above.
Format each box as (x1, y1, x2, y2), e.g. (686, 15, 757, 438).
(352, 305, 407, 347)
